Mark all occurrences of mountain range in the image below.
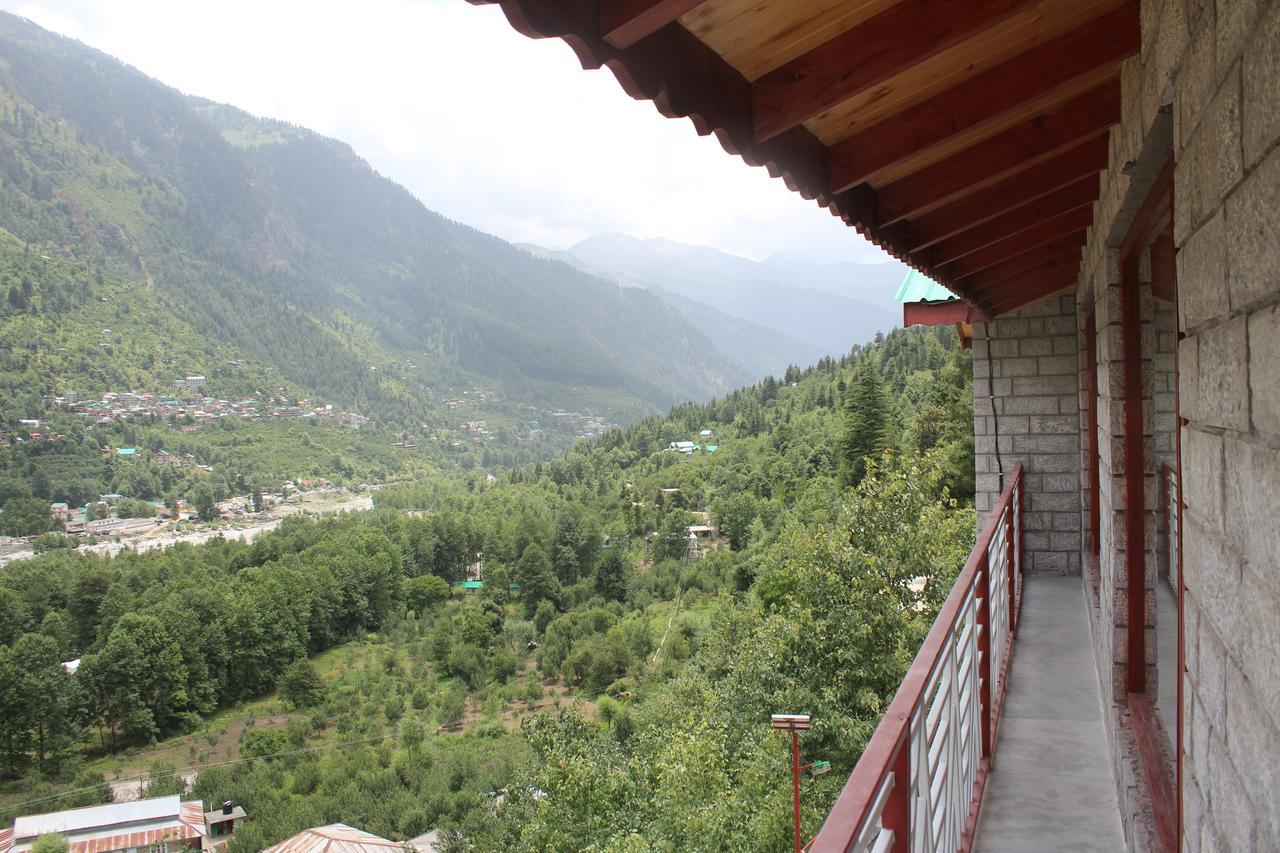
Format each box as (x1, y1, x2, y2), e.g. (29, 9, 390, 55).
(0, 11, 752, 428)
(536, 234, 905, 376)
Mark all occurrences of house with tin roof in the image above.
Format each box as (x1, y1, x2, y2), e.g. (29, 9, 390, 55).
(0, 795, 208, 853)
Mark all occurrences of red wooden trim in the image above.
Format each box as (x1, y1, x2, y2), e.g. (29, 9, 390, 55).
(979, 275, 1078, 317)
(1151, 229, 1176, 302)
(930, 175, 1099, 265)
(811, 467, 1024, 852)
(1127, 696, 1178, 850)
(903, 300, 991, 327)
(947, 209, 1093, 279)
(1121, 255, 1147, 695)
(909, 137, 1109, 251)
(1173, 277, 1185, 853)
(883, 734, 911, 853)
(828, 4, 1139, 191)
(878, 81, 1119, 225)
(1085, 311, 1101, 555)
(1119, 157, 1176, 259)
(751, 0, 1037, 142)
(965, 238, 1085, 290)
(600, 0, 704, 49)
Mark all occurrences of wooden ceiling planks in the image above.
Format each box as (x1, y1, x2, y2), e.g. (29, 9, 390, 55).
(945, 208, 1094, 278)
(751, 0, 1038, 141)
(680, 0, 900, 81)
(474, 0, 1139, 316)
(803, 0, 1127, 144)
(875, 79, 1120, 224)
(928, 175, 1099, 265)
(827, 3, 1138, 190)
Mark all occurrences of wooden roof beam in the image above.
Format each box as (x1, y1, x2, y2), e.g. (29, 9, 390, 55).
(966, 243, 1084, 292)
(828, 3, 1139, 192)
(945, 211, 1093, 279)
(877, 79, 1121, 225)
(751, 0, 1038, 142)
(981, 273, 1079, 315)
(928, 174, 1099, 265)
(601, 0, 707, 49)
(908, 137, 1109, 251)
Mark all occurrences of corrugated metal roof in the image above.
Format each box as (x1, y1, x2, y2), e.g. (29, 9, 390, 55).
(67, 820, 200, 853)
(894, 268, 956, 304)
(13, 796, 182, 840)
(263, 824, 410, 853)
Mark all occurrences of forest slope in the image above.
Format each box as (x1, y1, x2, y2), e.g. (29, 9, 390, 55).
(0, 12, 747, 426)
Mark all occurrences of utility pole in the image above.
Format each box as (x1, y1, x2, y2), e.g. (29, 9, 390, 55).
(771, 713, 823, 853)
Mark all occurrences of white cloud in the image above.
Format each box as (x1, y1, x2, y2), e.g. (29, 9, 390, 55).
(2, 0, 892, 264)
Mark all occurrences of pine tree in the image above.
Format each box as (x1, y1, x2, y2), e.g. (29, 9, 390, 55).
(838, 359, 891, 487)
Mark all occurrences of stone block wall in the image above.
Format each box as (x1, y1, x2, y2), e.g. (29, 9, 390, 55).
(971, 293, 1081, 576)
(1074, 0, 1280, 848)
(1175, 0, 1280, 847)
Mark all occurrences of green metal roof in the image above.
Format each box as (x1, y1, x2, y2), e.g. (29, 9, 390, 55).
(895, 269, 956, 304)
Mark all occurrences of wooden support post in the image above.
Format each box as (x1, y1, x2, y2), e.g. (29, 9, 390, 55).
(883, 736, 912, 853)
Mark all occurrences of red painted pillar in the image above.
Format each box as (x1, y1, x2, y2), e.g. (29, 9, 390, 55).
(882, 734, 912, 853)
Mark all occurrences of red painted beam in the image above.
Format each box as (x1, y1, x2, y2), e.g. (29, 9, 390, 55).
(948, 214, 1092, 280)
(908, 137, 1109, 251)
(877, 80, 1120, 225)
(928, 175, 1099, 265)
(829, 4, 1138, 192)
(963, 234, 1086, 289)
(980, 274, 1077, 316)
(903, 300, 991, 327)
(751, 0, 1036, 142)
(600, 0, 705, 49)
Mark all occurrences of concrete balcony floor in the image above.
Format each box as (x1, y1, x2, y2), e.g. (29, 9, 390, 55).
(973, 575, 1124, 852)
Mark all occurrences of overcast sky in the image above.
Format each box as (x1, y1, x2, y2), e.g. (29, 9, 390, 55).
(0, 0, 893, 265)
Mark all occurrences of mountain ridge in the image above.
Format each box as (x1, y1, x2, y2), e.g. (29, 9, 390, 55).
(564, 233, 905, 361)
(0, 11, 749, 427)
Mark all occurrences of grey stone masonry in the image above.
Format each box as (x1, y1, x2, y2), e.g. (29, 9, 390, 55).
(1072, 0, 1280, 849)
(972, 293, 1082, 576)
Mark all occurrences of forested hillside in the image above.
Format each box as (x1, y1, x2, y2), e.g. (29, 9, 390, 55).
(0, 326, 974, 851)
(0, 11, 747, 429)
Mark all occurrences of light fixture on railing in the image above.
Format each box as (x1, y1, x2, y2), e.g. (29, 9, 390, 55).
(771, 713, 824, 853)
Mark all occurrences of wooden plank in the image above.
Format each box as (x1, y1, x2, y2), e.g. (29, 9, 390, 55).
(1127, 697, 1179, 853)
(964, 239, 1084, 290)
(977, 274, 1080, 313)
(827, 3, 1138, 190)
(928, 175, 1099, 264)
(908, 138, 1109, 251)
(947, 213, 1092, 279)
(682, 0, 900, 81)
(751, 0, 1037, 141)
(876, 79, 1120, 225)
(808, 0, 1125, 144)
(602, 0, 708, 48)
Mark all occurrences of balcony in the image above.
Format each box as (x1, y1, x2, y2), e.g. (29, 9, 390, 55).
(811, 467, 1123, 852)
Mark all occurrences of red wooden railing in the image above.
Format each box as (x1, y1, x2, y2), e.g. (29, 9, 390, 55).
(810, 465, 1024, 853)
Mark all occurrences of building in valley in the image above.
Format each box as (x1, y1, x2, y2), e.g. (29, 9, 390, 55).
(0, 795, 214, 853)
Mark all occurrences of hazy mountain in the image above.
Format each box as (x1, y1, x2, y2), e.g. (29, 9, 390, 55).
(567, 234, 905, 359)
(0, 12, 748, 425)
(519, 243, 825, 379)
